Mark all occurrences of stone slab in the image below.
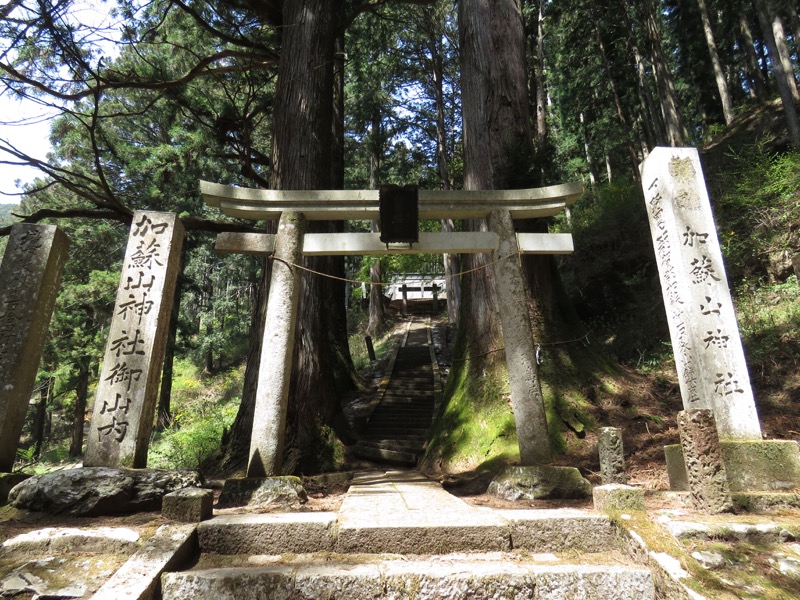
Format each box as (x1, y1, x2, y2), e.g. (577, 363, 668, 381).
(641, 147, 761, 439)
(665, 440, 800, 493)
(163, 557, 653, 600)
(593, 484, 646, 513)
(1, 527, 140, 555)
(497, 508, 618, 553)
(90, 523, 197, 600)
(599, 427, 627, 484)
(336, 470, 510, 554)
(86, 212, 185, 468)
(0, 224, 69, 472)
(197, 513, 337, 555)
(661, 519, 793, 544)
(162, 488, 213, 522)
(678, 409, 733, 513)
(732, 491, 800, 512)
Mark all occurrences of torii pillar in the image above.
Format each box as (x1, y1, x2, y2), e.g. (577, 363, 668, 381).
(248, 211, 304, 477)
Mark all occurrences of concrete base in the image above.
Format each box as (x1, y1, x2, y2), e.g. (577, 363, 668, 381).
(593, 484, 646, 512)
(488, 466, 592, 501)
(0, 472, 30, 505)
(665, 440, 800, 492)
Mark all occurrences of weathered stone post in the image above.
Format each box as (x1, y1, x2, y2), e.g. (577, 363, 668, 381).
(401, 284, 408, 317)
(85, 212, 184, 468)
(248, 211, 305, 477)
(488, 209, 551, 466)
(641, 147, 800, 492)
(598, 427, 627, 485)
(0, 224, 69, 472)
(431, 283, 439, 314)
(678, 409, 733, 513)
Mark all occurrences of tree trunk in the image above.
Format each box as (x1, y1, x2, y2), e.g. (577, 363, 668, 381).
(33, 378, 52, 459)
(595, 25, 641, 180)
(738, 9, 767, 100)
(429, 25, 461, 325)
(367, 108, 385, 335)
(157, 266, 182, 430)
(270, 0, 356, 474)
(69, 363, 89, 458)
(455, 0, 551, 465)
(640, 0, 689, 146)
(768, 2, 800, 101)
(534, 1, 547, 146)
(632, 41, 666, 147)
(696, 0, 735, 124)
(755, 0, 800, 148)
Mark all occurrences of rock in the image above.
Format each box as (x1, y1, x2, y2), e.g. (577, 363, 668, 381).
(217, 476, 307, 508)
(0, 472, 30, 505)
(162, 488, 213, 522)
(593, 484, 645, 512)
(1, 557, 88, 598)
(8, 467, 202, 516)
(769, 554, 800, 580)
(487, 466, 592, 501)
(692, 550, 725, 570)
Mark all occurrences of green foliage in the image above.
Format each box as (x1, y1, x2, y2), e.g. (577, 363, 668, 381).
(556, 183, 667, 364)
(147, 360, 241, 471)
(713, 147, 800, 282)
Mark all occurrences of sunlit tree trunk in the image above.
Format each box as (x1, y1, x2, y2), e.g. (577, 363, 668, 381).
(534, 1, 547, 146)
(738, 8, 767, 100)
(367, 109, 385, 335)
(755, 0, 800, 148)
(696, 0, 735, 124)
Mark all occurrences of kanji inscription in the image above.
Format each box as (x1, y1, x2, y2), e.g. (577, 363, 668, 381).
(85, 211, 184, 467)
(0, 224, 69, 472)
(641, 147, 761, 440)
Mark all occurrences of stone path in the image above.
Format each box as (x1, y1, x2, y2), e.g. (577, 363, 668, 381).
(354, 320, 437, 466)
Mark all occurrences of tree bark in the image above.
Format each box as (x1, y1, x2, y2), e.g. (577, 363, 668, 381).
(33, 378, 52, 459)
(458, 0, 553, 465)
(367, 108, 385, 335)
(269, 0, 356, 474)
(69, 363, 89, 458)
(640, 0, 689, 146)
(768, 2, 800, 102)
(738, 8, 767, 100)
(157, 265, 182, 430)
(755, 0, 800, 148)
(534, 1, 547, 146)
(695, 0, 735, 124)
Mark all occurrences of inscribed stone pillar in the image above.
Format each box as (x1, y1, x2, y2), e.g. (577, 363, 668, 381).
(85, 212, 184, 468)
(598, 427, 627, 485)
(248, 211, 305, 477)
(0, 225, 69, 472)
(641, 147, 761, 440)
(678, 409, 733, 513)
(488, 208, 552, 465)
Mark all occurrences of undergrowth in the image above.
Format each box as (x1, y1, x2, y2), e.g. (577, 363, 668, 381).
(147, 359, 241, 472)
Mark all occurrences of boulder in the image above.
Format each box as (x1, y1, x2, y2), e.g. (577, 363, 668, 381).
(8, 467, 202, 516)
(488, 466, 592, 501)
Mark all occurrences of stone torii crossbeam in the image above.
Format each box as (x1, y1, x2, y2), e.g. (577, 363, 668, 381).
(200, 181, 583, 477)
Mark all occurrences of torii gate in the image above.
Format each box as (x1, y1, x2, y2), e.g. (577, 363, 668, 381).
(200, 180, 583, 477)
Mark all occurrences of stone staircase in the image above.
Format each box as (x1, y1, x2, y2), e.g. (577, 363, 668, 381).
(161, 471, 656, 599)
(353, 322, 437, 466)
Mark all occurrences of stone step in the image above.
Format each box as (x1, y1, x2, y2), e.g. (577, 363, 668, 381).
(360, 427, 430, 437)
(356, 439, 425, 452)
(352, 443, 418, 466)
(162, 554, 654, 600)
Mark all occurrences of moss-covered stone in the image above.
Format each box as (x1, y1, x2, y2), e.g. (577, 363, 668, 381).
(593, 484, 645, 512)
(217, 476, 307, 508)
(488, 465, 592, 500)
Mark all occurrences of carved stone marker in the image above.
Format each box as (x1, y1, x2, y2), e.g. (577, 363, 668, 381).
(677, 409, 733, 513)
(0, 224, 69, 472)
(85, 212, 184, 468)
(641, 147, 760, 439)
(598, 427, 627, 485)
